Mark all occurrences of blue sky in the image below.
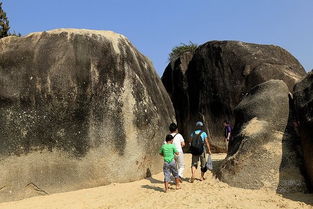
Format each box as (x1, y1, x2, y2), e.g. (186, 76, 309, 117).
(2, 0, 313, 75)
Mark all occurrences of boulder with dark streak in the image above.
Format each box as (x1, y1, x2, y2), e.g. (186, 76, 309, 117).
(162, 41, 306, 152)
(0, 29, 175, 201)
(161, 51, 193, 142)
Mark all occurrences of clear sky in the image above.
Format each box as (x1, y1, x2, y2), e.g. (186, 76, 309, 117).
(2, 0, 313, 75)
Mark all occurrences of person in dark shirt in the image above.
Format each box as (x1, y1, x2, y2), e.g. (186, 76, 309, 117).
(223, 120, 232, 152)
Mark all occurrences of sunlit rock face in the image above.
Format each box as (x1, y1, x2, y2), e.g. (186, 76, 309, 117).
(0, 29, 175, 201)
(217, 80, 308, 193)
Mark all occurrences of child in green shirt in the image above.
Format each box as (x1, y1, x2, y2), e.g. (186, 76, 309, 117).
(159, 134, 181, 192)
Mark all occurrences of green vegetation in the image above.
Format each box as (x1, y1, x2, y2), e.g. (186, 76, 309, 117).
(168, 41, 198, 62)
(0, 2, 10, 39)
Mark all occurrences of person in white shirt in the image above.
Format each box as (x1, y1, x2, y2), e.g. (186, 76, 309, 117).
(169, 123, 185, 179)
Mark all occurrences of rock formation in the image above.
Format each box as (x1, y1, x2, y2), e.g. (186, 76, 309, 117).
(294, 72, 313, 188)
(216, 80, 307, 193)
(161, 51, 193, 142)
(0, 29, 175, 201)
(162, 41, 306, 152)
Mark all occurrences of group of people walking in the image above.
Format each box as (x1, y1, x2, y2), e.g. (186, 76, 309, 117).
(159, 120, 232, 192)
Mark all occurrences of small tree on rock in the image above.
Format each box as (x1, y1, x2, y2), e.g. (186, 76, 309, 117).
(168, 41, 198, 62)
(0, 2, 10, 39)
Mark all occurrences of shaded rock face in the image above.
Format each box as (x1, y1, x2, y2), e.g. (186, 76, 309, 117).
(161, 52, 193, 143)
(0, 29, 175, 201)
(294, 72, 313, 188)
(162, 41, 306, 152)
(216, 80, 307, 193)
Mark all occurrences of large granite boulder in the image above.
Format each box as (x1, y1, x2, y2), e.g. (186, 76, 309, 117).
(294, 72, 313, 188)
(0, 29, 175, 201)
(161, 51, 193, 140)
(162, 41, 306, 152)
(216, 80, 307, 193)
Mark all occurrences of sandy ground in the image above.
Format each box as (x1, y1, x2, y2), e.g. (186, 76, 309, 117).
(0, 153, 312, 209)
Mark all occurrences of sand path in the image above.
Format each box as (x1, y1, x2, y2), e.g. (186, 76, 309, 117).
(0, 153, 312, 209)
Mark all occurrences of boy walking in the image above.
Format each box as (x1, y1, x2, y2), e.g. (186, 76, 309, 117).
(159, 134, 181, 192)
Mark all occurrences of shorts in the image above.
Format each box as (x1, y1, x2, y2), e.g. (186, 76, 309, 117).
(163, 160, 179, 182)
(191, 152, 206, 169)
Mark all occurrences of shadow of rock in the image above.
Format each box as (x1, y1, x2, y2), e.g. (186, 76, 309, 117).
(277, 94, 312, 205)
(282, 193, 313, 205)
(212, 157, 225, 174)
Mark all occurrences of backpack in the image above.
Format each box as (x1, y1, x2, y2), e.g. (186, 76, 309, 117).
(190, 131, 204, 155)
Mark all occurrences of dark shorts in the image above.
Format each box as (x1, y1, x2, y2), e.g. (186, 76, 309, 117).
(191, 152, 206, 169)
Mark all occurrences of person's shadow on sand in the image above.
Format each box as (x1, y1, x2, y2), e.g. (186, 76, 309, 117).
(141, 185, 164, 192)
(146, 177, 163, 184)
(142, 177, 164, 192)
(144, 177, 183, 192)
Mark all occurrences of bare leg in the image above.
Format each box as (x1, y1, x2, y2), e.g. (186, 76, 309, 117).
(164, 182, 169, 192)
(175, 178, 181, 189)
(225, 139, 229, 152)
(191, 166, 196, 183)
(178, 177, 182, 183)
(201, 171, 206, 181)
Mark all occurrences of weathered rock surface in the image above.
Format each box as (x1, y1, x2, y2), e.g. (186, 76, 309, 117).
(162, 41, 306, 152)
(294, 72, 313, 188)
(161, 51, 193, 142)
(216, 80, 307, 193)
(0, 29, 175, 201)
